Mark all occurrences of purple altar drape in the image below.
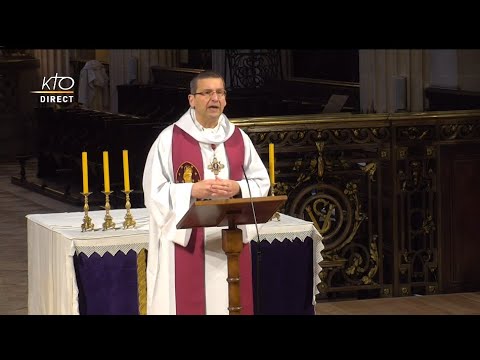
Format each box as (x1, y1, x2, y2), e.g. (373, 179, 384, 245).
(251, 237, 315, 315)
(73, 238, 315, 315)
(74, 250, 140, 315)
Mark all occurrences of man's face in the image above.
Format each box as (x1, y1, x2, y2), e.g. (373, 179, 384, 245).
(188, 77, 226, 124)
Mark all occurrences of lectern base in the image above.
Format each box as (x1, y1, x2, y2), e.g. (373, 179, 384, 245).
(222, 227, 243, 315)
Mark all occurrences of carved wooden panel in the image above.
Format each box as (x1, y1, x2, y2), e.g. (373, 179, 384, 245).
(393, 124, 438, 297)
(440, 144, 480, 293)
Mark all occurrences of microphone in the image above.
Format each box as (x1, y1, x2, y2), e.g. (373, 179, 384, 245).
(241, 165, 262, 314)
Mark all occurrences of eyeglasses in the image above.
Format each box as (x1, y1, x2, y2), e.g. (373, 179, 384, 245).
(193, 89, 227, 98)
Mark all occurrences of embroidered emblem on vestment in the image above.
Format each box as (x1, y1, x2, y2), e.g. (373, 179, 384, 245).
(176, 162, 200, 183)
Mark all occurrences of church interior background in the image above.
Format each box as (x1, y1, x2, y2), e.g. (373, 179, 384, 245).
(2, 48, 480, 305)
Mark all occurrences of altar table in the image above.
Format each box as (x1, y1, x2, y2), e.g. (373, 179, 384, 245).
(27, 208, 323, 315)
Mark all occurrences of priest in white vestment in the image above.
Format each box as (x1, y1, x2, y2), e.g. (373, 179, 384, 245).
(143, 71, 270, 315)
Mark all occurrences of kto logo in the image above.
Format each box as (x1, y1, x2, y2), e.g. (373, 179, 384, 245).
(31, 73, 75, 104)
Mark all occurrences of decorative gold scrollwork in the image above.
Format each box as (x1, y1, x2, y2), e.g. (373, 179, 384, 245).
(422, 214, 436, 235)
(306, 200, 335, 235)
(360, 162, 377, 181)
(315, 141, 325, 178)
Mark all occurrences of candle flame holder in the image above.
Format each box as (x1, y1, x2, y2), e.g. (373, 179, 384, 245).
(101, 191, 116, 230)
(122, 189, 136, 229)
(80, 192, 95, 231)
(269, 183, 281, 221)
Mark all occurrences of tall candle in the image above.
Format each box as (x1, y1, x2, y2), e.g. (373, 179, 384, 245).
(269, 143, 275, 185)
(123, 149, 130, 191)
(103, 151, 110, 192)
(81, 152, 88, 193)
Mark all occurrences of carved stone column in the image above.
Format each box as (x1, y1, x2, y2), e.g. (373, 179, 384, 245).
(359, 49, 427, 114)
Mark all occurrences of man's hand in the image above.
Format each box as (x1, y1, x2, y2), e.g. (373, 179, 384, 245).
(191, 178, 240, 199)
(211, 178, 240, 198)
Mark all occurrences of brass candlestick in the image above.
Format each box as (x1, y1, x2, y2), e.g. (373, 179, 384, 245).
(102, 191, 116, 231)
(122, 189, 136, 229)
(269, 183, 281, 221)
(80, 192, 95, 231)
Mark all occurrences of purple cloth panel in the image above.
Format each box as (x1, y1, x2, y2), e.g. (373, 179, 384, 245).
(74, 250, 139, 315)
(174, 227, 206, 314)
(251, 237, 315, 315)
(172, 125, 207, 314)
(73, 237, 315, 315)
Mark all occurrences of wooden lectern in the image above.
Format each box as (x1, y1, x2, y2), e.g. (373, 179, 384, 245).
(176, 195, 287, 315)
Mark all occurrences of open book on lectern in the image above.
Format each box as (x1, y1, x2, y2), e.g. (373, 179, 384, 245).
(176, 195, 287, 229)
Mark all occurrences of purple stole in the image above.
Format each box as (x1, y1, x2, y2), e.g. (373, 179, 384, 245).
(171, 125, 254, 315)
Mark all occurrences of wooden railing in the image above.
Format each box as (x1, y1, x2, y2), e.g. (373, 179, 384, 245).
(232, 110, 480, 299)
